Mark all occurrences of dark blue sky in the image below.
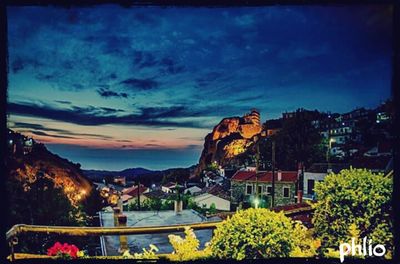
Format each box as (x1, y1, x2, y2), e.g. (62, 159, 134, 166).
(7, 5, 393, 170)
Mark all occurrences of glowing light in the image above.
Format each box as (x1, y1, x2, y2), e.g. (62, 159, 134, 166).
(254, 198, 260, 208)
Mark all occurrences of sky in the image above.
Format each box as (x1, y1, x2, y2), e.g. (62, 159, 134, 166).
(6, 5, 393, 170)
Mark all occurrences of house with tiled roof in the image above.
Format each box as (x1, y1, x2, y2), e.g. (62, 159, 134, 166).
(122, 184, 148, 197)
(121, 184, 149, 206)
(161, 182, 176, 193)
(143, 189, 173, 202)
(230, 170, 298, 208)
(192, 184, 231, 211)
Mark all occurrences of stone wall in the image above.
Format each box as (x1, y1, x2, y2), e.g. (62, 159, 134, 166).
(231, 180, 296, 208)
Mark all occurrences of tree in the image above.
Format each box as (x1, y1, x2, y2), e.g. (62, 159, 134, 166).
(6, 174, 81, 254)
(209, 203, 217, 214)
(210, 208, 300, 259)
(312, 168, 393, 255)
(80, 188, 103, 225)
(260, 110, 326, 170)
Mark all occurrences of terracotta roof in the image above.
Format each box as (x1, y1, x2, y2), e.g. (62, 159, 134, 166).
(121, 194, 133, 202)
(231, 170, 298, 183)
(272, 202, 311, 213)
(122, 185, 147, 196)
(197, 184, 230, 201)
(163, 182, 176, 188)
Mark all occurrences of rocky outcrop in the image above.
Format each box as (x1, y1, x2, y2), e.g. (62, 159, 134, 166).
(196, 109, 262, 175)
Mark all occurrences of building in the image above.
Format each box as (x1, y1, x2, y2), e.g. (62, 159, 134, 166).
(192, 185, 231, 211)
(302, 172, 326, 200)
(230, 170, 298, 208)
(300, 163, 350, 201)
(99, 210, 221, 255)
(122, 184, 149, 206)
(113, 176, 126, 186)
(184, 186, 202, 195)
(264, 119, 282, 137)
(142, 189, 173, 202)
(161, 182, 176, 193)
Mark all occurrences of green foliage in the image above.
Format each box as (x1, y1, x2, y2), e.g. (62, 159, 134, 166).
(141, 198, 162, 211)
(209, 203, 217, 214)
(6, 175, 79, 228)
(205, 162, 219, 172)
(290, 223, 321, 257)
(80, 188, 104, 225)
(312, 168, 393, 254)
(125, 197, 174, 211)
(122, 244, 159, 259)
(260, 110, 326, 170)
(168, 227, 212, 261)
(6, 174, 84, 254)
(209, 208, 297, 259)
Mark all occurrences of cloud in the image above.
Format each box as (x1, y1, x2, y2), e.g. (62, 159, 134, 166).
(159, 57, 186, 74)
(30, 130, 77, 139)
(97, 88, 128, 98)
(120, 78, 159, 90)
(234, 14, 255, 27)
(11, 121, 114, 139)
(8, 102, 209, 128)
(55, 100, 72, 105)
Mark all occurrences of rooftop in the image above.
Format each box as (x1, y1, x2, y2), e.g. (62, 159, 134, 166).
(196, 184, 230, 201)
(99, 210, 220, 255)
(231, 171, 298, 183)
(122, 185, 147, 197)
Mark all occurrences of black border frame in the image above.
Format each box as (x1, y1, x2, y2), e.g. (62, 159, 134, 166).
(0, 1, 398, 264)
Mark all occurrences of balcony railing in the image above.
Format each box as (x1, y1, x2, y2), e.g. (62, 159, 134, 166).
(6, 205, 314, 261)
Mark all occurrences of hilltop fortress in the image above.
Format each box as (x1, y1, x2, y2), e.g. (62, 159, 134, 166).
(196, 109, 262, 175)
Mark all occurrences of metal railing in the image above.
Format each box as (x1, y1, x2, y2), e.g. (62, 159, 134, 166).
(6, 206, 314, 261)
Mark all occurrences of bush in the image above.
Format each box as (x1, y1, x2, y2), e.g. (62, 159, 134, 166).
(122, 244, 158, 259)
(312, 168, 393, 254)
(209, 208, 297, 259)
(168, 227, 212, 261)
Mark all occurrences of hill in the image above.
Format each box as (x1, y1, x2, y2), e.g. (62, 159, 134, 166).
(7, 129, 93, 205)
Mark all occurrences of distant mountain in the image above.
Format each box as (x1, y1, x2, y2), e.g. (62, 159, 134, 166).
(82, 167, 158, 182)
(82, 166, 197, 186)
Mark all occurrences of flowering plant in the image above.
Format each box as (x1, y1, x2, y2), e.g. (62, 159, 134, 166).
(47, 242, 84, 259)
(122, 244, 159, 259)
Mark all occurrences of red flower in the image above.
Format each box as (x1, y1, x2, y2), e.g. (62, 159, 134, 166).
(47, 242, 80, 259)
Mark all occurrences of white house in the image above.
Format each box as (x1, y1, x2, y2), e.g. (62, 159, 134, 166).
(192, 185, 230, 211)
(161, 182, 176, 193)
(184, 186, 202, 195)
(303, 172, 328, 200)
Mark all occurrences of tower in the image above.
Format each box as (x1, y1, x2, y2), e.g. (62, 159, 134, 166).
(249, 108, 261, 127)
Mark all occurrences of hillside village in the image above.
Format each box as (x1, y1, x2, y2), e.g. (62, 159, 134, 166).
(6, 100, 393, 257)
(92, 100, 393, 227)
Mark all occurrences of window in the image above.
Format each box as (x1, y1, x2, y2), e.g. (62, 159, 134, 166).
(246, 184, 253, 195)
(257, 185, 262, 195)
(307, 179, 315, 195)
(266, 186, 272, 195)
(283, 187, 290, 198)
